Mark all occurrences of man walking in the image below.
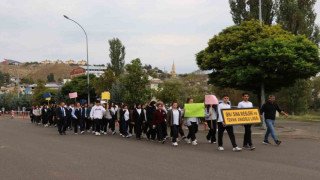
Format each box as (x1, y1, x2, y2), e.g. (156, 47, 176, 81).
(261, 95, 288, 145)
(56, 102, 67, 135)
(90, 101, 106, 136)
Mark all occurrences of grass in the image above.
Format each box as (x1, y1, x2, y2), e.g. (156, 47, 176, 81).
(277, 111, 320, 122)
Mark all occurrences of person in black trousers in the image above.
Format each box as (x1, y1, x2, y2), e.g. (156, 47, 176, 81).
(128, 104, 136, 137)
(145, 101, 156, 140)
(65, 105, 73, 130)
(41, 104, 49, 127)
(56, 102, 67, 135)
(47, 104, 54, 127)
(74, 102, 85, 134)
(133, 103, 145, 139)
(120, 105, 130, 138)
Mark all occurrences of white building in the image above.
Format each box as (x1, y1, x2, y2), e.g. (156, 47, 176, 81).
(79, 66, 107, 77)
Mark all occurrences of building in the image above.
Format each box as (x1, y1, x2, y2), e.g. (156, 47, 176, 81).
(79, 66, 107, 77)
(41, 60, 52, 64)
(170, 61, 177, 78)
(148, 76, 163, 90)
(77, 60, 87, 65)
(1, 59, 21, 65)
(70, 67, 86, 79)
(54, 59, 63, 64)
(66, 59, 76, 65)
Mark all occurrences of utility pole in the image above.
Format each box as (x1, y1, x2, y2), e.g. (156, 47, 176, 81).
(259, 0, 266, 129)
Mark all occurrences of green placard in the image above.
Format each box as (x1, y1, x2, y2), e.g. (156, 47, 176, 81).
(184, 103, 205, 117)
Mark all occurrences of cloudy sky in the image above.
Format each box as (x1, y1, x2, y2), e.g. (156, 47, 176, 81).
(1, 0, 319, 73)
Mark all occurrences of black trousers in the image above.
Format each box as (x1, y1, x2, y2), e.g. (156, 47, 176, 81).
(129, 121, 134, 134)
(243, 124, 252, 146)
(156, 123, 166, 141)
(35, 116, 41, 124)
(48, 116, 54, 125)
(57, 117, 67, 133)
(187, 122, 198, 141)
(163, 122, 168, 137)
(109, 118, 115, 132)
(171, 125, 179, 142)
(218, 122, 237, 148)
(42, 116, 48, 125)
(74, 118, 84, 133)
(86, 118, 91, 130)
(67, 117, 72, 128)
(135, 122, 142, 138)
(206, 120, 217, 143)
(94, 119, 102, 132)
(146, 122, 156, 140)
(102, 118, 109, 132)
(30, 115, 34, 123)
(121, 120, 129, 136)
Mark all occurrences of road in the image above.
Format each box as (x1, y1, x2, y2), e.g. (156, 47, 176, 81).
(1, 117, 320, 180)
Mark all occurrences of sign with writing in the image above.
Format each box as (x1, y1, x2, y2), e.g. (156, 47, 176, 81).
(205, 95, 219, 105)
(69, 92, 78, 99)
(101, 92, 110, 100)
(45, 97, 51, 101)
(221, 108, 262, 126)
(184, 103, 205, 117)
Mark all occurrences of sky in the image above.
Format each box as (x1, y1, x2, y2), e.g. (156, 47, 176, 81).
(0, 0, 319, 73)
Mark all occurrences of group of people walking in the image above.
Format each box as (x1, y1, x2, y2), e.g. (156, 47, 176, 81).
(30, 93, 288, 151)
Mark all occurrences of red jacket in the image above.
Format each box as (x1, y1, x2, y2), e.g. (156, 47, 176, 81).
(153, 109, 167, 125)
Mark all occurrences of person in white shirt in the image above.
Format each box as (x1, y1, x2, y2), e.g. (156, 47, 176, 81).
(217, 95, 242, 152)
(205, 104, 218, 144)
(167, 101, 183, 147)
(90, 101, 106, 136)
(238, 93, 255, 150)
(120, 105, 130, 138)
(183, 98, 199, 146)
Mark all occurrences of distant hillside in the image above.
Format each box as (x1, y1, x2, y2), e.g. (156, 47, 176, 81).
(0, 64, 76, 81)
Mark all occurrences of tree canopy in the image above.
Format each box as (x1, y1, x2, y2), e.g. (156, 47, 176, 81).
(196, 20, 320, 94)
(107, 38, 126, 77)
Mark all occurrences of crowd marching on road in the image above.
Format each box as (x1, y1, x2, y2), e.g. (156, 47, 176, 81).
(29, 93, 288, 152)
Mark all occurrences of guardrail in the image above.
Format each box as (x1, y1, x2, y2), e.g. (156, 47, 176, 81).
(1, 111, 30, 119)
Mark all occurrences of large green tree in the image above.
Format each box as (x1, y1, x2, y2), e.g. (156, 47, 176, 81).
(107, 38, 126, 77)
(276, 0, 320, 45)
(31, 80, 57, 105)
(121, 58, 151, 106)
(61, 74, 96, 103)
(94, 69, 116, 96)
(196, 20, 320, 104)
(229, 0, 275, 25)
(110, 79, 126, 104)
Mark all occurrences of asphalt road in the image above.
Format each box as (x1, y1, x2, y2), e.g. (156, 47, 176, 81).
(1, 117, 320, 180)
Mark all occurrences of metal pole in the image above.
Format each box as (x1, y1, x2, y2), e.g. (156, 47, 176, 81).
(63, 15, 90, 104)
(259, 0, 262, 26)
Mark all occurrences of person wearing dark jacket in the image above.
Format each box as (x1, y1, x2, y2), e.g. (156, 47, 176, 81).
(260, 95, 288, 146)
(41, 104, 49, 127)
(56, 102, 67, 135)
(47, 104, 54, 127)
(74, 102, 86, 134)
(132, 104, 145, 139)
(145, 101, 156, 140)
(86, 103, 94, 133)
(167, 101, 182, 147)
(153, 103, 167, 143)
(120, 105, 130, 138)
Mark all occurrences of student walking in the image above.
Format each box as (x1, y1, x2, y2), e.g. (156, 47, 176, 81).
(183, 98, 199, 146)
(33, 105, 41, 125)
(217, 95, 242, 151)
(238, 93, 255, 150)
(167, 101, 182, 147)
(133, 104, 145, 140)
(56, 102, 67, 135)
(260, 95, 288, 146)
(120, 105, 130, 138)
(86, 103, 93, 132)
(90, 101, 106, 136)
(109, 103, 117, 135)
(145, 101, 156, 140)
(41, 104, 49, 127)
(205, 104, 217, 144)
(74, 102, 86, 134)
(153, 103, 167, 143)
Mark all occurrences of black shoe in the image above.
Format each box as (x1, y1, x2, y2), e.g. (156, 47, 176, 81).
(262, 140, 271, 145)
(63, 132, 66, 135)
(59, 132, 63, 135)
(243, 145, 250, 149)
(275, 140, 282, 146)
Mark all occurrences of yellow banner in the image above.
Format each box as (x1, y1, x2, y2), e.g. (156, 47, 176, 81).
(101, 92, 110, 100)
(45, 97, 51, 101)
(221, 108, 262, 126)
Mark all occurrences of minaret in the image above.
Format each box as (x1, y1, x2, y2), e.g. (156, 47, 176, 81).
(170, 61, 177, 78)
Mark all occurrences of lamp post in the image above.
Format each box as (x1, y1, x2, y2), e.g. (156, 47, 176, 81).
(63, 15, 90, 104)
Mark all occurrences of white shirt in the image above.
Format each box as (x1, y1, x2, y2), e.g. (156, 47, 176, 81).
(238, 101, 253, 108)
(90, 105, 106, 119)
(218, 102, 231, 122)
(172, 109, 179, 125)
(137, 108, 141, 115)
(124, 110, 129, 121)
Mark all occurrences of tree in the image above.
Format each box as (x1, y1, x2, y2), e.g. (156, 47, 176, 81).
(47, 73, 55, 82)
(61, 74, 97, 103)
(31, 80, 57, 105)
(121, 58, 151, 105)
(229, 0, 275, 25)
(107, 38, 126, 77)
(196, 20, 320, 105)
(20, 77, 34, 84)
(276, 0, 320, 45)
(110, 79, 126, 104)
(94, 69, 116, 96)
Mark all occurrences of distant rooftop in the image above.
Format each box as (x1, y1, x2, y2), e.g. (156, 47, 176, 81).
(3, 59, 21, 64)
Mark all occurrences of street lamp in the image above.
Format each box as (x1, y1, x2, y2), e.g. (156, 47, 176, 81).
(63, 15, 90, 104)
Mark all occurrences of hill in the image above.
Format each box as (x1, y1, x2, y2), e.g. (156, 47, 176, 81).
(0, 63, 76, 81)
